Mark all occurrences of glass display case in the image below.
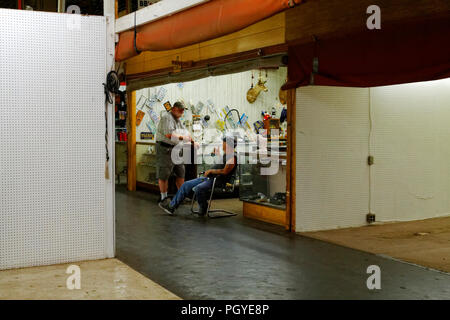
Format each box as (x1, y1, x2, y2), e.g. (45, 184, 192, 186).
(136, 142, 158, 186)
(115, 141, 128, 185)
(238, 150, 287, 210)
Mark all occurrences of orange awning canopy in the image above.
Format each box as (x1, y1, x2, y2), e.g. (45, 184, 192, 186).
(115, 0, 301, 61)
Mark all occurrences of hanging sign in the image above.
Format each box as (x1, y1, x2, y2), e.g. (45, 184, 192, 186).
(140, 132, 154, 140)
(136, 95, 147, 126)
(148, 109, 160, 123)
(156, 87, 167, 102)
(163, 101, 172, 111)
(136, 110, 145, 126)
(137, 0, 158, 10)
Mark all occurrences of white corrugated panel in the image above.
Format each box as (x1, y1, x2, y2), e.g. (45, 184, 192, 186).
(371, 79, 450, 222)
(135, 68, 288, 142)
(295, 86, 370, 232)
(0, 9, 109, 269)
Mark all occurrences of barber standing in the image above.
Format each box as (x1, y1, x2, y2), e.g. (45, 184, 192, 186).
(155, 101, 196, 203)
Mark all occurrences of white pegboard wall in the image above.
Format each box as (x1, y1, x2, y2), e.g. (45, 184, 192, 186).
(371, 79, 450, 222)
(0, 9, 108, 269)
(295, 86, 370, 232)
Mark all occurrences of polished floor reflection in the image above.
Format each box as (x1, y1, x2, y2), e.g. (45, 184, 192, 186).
(115, 186, 450, 299)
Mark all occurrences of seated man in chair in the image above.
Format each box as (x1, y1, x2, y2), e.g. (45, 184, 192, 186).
(159, 136, 237, 216)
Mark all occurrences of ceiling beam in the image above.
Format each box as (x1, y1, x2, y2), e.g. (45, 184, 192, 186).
(115, 0, 210, 34)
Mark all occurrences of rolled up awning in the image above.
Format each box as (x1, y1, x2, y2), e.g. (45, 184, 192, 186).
(282, 14, 450, 89)
(115, 0, 301, 62)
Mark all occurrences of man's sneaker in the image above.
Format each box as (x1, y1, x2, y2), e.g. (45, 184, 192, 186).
(158, 195, 171, 204)
(159, 200, 175, 215)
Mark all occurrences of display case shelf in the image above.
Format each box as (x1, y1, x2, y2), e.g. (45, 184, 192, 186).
(238, 151, 287, 210)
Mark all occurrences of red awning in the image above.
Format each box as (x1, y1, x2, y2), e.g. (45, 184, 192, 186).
(116, 0, 302, 62)
(283, 14, 450, 89)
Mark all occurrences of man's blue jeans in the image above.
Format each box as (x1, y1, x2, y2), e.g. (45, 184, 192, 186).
(169, 177, 214, 210)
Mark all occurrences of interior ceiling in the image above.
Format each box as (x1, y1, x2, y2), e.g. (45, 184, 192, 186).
(0, 0, 104, 14)
(0, 0, 17, 8)
(64, 0, 103, 15)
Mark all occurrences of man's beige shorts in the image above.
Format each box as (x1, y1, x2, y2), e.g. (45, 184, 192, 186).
(156, 143, 185, 180)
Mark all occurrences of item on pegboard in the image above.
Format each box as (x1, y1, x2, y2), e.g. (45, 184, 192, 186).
(261, 111, 271, 121)
(245, 123, 257, 142)
(281, 121, 288, 139)
(184, 119, 192, 132)
(155, 87, 167, 102)
(194, 101, 205, 115)
(146, 120, 156, 133)
(163, 101, 172, 112)
(148, 109, 160, 124)
(136, 103, 146, 127)
(206, 99, 222, 123)
(216, 119, 225, 131)
(239, 113, 249, 128)
(186, 100, 195, 113)
(118, 131, 128, 142)
(146, 95, 157, 108)
(253, 120, 264, 133)
(279, 87, 287, 105)
(271, 106, 277, 117)
(280, 107, 287, 123)
(192, 115, 203, 140)
(206, 99, 216, 114)
(140, 132, 154, 140)
(223, 105, 237, 129)
(136, 94, 147, 109)
(246, 71, 268, 103)
(202, 115, 210, 128)
(263, 117, 280, 138)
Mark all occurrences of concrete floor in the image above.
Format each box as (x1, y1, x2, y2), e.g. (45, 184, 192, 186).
(115, 186, 450, 299)
(0, 258, 179, 300)
(302, 216, 450, 273)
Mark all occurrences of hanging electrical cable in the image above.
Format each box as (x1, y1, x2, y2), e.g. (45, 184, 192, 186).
(103, 70, 120, 179)
(224, 108, 242, 126)
(103, 70, 120, 103)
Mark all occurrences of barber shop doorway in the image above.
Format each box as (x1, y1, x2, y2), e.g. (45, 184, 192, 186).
(113, 51, 296, 299)
(118, 53, 293, 229)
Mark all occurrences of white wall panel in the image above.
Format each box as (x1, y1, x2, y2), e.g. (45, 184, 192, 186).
(295, 86, 370, 232)
(371, 79, 450, 222)
(295, 80, 450, 232)
(0, 9, 110, 269)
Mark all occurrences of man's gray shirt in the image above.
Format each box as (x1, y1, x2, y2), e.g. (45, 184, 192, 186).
(155, 112, 187, 146)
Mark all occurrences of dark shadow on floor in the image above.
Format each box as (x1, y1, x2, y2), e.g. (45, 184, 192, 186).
(115, 185, 450, 299)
